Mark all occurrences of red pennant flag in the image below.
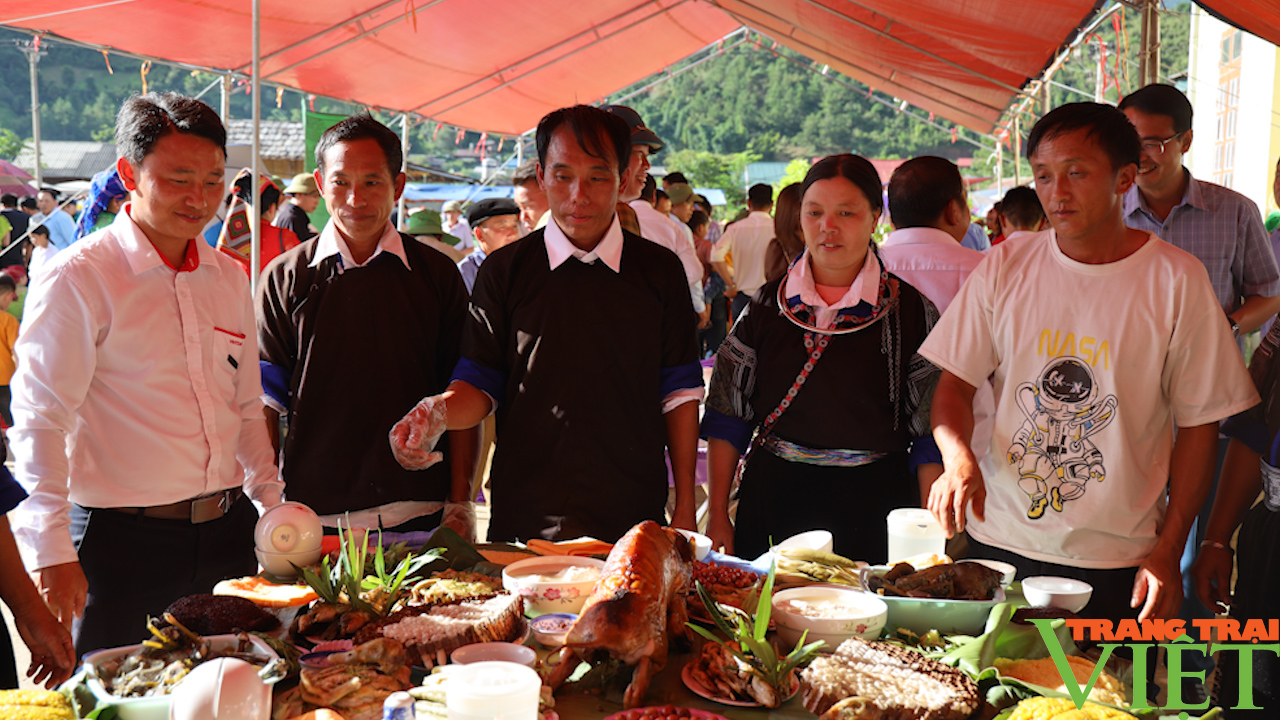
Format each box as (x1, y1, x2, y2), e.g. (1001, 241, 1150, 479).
(433, 123, 443, 141)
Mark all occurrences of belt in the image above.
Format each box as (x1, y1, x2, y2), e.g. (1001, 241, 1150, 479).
(107, 488, 243, 523)
(1262, 460, 1280, 512)
(760, 435, 889, 468)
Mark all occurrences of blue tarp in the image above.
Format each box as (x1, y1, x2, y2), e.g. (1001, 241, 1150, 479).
(403, 184, 514, 202)
(405, 183, 726, 206)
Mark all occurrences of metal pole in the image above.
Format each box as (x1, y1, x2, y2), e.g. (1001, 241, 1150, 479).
(516, 132, 524, 168)
(399, 112, 409, 231)
(250, 0, 261, 296)
(221, 73, 232, 122)
(24, 41, 44, 188)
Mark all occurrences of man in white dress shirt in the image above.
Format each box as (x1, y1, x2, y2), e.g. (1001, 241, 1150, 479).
(10, 93, 281, 655)
(603, 105, 708, 329)
(711, 183, 774, 320)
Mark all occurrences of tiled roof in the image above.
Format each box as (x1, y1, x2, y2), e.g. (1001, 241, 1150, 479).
(13, 142, 117, 182)
(227, 120, 304, 160)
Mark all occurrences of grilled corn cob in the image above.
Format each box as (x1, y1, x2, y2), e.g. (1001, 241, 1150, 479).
(1007, 697, 1136, 719)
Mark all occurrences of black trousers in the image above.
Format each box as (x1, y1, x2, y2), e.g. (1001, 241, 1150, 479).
(69, 495, 257, 657)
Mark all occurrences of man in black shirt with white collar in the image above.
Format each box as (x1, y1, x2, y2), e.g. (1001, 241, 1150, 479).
(391, 105, 702, 543)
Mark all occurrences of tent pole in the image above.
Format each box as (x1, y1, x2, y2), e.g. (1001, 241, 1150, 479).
(221, 73, 232, 122)
(1139, 0, 1160, 87)
(250, 0, 261, 296)
(21, 40, 45, 188)
(1013, 116, 1021, 187)
(399, 112, 409, 231)
(995, 141, 1003, 198)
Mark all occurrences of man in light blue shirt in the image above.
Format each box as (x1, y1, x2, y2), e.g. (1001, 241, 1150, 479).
(33, 190, 76, 251)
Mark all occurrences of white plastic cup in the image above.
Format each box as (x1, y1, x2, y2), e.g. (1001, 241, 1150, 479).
(446, 661, 541, 720)
(886, 508, 946, 564)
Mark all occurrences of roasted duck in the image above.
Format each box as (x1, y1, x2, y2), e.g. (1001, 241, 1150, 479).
(869, 561, 1002, 600)
(547, 520, 694, 708)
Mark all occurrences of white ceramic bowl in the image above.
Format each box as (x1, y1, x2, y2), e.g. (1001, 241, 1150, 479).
(772, 585, 888, 651)
(501, 556, 605, 615)
(168, 657, 271, 720)
(675, 529, 712, 561)
(450, 642, 537, 667)
(253, 502, 323, 554)
(859, 564, 1006, 636)
(773, 530, 834, 555)
(254, 545, 324, 579)
(969, 559, 1017, 587)
(84, 635, 279, 720)
(528, 613, 577, 647)
(1021, 576, 1093, 613)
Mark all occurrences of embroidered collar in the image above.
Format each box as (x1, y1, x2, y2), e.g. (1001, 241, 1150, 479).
(779, 248, 898, 334)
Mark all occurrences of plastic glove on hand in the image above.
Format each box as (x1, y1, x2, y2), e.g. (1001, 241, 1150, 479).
(390, 395, 448, 470)
(442, 501, 477, 543)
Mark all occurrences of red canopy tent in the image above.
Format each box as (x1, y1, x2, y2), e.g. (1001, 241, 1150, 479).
(1, 0, 1107, 137)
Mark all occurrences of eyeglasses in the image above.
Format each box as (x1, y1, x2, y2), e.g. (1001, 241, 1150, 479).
(1140, 132, 1184, 156)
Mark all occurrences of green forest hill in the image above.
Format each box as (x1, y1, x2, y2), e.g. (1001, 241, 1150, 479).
(0, 5, 1188, 201)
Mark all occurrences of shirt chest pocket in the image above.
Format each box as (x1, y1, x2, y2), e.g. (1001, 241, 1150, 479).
(213, 326, 247, 377)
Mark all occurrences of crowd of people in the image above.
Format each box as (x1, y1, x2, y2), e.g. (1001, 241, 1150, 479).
(0, 81, 1274, 714)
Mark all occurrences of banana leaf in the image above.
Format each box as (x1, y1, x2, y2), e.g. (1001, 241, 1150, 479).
(419, 526, 503, 575)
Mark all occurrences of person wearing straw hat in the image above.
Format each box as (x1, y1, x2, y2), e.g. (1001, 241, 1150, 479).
(273, 172, 321, 242)
(404, 208, 465, 263)
(441, 200, 472, 255)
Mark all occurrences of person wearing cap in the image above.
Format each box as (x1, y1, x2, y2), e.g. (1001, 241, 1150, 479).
(405, 209, 465, 263)
(390, 104, 702, 543)
(441, 200, 473, 254)
(602, 105, 708, 330)
(457, 198, 520, 295)
(257, 114, 478, 540)
(273, 173, 321, 242)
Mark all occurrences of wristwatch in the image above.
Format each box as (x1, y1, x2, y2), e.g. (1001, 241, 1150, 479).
(1228, 316, 1241, 338)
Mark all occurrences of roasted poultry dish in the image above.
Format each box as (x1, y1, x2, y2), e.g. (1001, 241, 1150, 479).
(868, 561, 1003, 600)
(547, 520, 694, 708)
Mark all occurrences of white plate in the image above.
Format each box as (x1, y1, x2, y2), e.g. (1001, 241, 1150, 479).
(680, 662, 797, 707)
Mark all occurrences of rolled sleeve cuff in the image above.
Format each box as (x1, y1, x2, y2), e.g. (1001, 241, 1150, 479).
(1221, 413, 1270, 458)
(908, 435, 943, 474)
(660, 361, 703, 397)
(260, 360, 291, 414)
(0, 467, 26, 514)
(451, 357, 506, 407)
(662, 387, 704, 414)
(700, 408, 753, 455)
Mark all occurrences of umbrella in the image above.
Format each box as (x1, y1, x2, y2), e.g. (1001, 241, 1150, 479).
(0, 159, 37, 198)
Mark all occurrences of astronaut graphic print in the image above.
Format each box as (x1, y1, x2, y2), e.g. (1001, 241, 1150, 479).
(1007, 356, 1118, 520)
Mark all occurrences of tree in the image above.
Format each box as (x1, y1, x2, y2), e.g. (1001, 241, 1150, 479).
(0, 129, 25, 161)
(664, 149, 761, 209)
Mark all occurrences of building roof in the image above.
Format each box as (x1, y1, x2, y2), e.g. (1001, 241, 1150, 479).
(13, 141, 117, 182)
(227, 119, 305, 160)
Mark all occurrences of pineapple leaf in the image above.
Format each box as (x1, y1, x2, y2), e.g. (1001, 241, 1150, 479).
(695, 580, 740, 640)
(754, 559, 776, 643)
